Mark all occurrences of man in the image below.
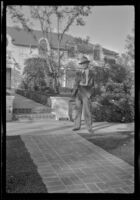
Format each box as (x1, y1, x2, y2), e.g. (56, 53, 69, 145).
(72, 56, 95, 133)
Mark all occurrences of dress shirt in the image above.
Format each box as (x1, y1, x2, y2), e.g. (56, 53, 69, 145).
(80, 69, 89, 86)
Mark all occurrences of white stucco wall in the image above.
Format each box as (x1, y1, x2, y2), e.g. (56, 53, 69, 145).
(7, 34, 39, 89)
(7, 33, 118, 90)
(7, 34, 38, 74)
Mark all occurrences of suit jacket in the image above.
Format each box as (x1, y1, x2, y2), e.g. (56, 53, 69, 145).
(72, 69, 95, 98)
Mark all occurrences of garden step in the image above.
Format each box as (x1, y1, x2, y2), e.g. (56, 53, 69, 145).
(32, 107, 52, 113)
(15, 113, 55, 120)
(13, 107, 52, 114)
(13, 93, 52, 115)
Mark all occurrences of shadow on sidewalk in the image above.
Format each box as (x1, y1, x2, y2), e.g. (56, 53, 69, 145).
(26, 122, 117, 135)
(92, 123, 117, 131)
(77, 131, 134, 166)
(78, 130, 134, 139)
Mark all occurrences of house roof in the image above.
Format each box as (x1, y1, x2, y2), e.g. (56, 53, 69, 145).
(7, 26, 118, 56)
(102, 48, 118, 56)
(7, 26, 74, 50)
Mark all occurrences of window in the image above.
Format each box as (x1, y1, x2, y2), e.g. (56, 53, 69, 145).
(38, 38, 49, 57)
(68, 46, 75, 58)
(94, 48, 100, 61)
(104, 57, 116, 65)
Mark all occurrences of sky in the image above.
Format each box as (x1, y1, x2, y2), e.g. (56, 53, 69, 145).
(7, 6, 134, 54)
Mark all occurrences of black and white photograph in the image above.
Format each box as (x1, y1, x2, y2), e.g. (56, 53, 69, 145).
(4, 4, 135, 194)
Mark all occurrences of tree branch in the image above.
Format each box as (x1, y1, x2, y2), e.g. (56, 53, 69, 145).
(59, 13, 79, 43)
(60, 51, 65, 59)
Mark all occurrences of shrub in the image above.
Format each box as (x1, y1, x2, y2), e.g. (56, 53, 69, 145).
(91, 102, 105, 122)
(109, 63, 128, 83)
(114, 95, 134, 122)
(59, 87, 73, 95)
(16, 89, 51, 107)
(92, 63, 134, 123)
(20, 56, 59, 93)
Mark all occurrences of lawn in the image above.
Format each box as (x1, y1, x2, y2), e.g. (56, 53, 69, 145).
(78, 131, 134, 166)
(6, 135, 48, 193)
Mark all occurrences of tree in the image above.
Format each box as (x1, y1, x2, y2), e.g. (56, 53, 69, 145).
(85, 36, 90, 44)
(117, 28, 134, 70)
(125, 29, 134, 61)
(74, 36, 93, 54)
(65, 60, 78, 79)
(91, 62, 134, 122)
(20, 57, 57, 93)
(116, 28, 134, 98)
(7, 6, 92, 92)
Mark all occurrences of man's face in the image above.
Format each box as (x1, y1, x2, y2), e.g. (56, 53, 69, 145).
(81, 62, 89, 69)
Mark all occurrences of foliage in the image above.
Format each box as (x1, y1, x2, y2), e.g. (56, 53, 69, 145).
(74, 36, 93, 54)
(19, 56, 76, 97)
(16, 89, 52, 106)
(77, 43, 93, 54)
(91, 102, 105, 121)
(7, 6, 91, 70)
(109, 63, 128, 83)
(125, 29, 134, 60)
(7, 6, 92, 92)
(59, 87, 73, 96)
(92, 66, 110, 85)
(117, 29, 134, 71)
(64, 60, 78, 80)
(91, 63, 134, 123)
(20, 56, 57, 93)
(110, 29, 134, 121)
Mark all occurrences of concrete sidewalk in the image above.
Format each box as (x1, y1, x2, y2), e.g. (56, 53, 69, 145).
(6, 119, 134, 193)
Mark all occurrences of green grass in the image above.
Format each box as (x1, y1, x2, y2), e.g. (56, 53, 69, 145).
(79, 131, 134, 166)
(6, 136, 48, 193)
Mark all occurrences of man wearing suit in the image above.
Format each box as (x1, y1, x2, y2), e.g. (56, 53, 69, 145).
(72, 56, 95, 134)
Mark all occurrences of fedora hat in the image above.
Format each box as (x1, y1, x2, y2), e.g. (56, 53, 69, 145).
(79, 56, 90, 64)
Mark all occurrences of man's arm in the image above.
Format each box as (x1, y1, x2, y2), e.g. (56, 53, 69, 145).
(88, 70, 95, 87)
(88, 70, 95, 99)
(71, 71, 81, 97)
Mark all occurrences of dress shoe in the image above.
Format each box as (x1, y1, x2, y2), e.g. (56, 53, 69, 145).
(72, 128, 80, 131)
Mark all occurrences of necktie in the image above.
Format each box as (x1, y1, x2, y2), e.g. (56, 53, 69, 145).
(82, 70, 86, 84)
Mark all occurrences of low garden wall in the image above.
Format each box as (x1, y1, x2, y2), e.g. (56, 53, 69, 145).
(15, 85, 134, 123)
(16, 89, 51, 107)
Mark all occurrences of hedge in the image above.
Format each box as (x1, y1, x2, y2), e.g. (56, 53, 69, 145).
(16, 87, 73, 106)
(16, 89, 51, 107)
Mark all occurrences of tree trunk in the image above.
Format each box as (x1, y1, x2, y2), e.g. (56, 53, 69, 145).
(56, 14, 60, 93)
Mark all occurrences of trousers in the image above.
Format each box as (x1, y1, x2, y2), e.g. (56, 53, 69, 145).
(74, 89, 92, 130)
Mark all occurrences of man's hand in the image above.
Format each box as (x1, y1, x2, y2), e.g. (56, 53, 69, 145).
(71, 88, 78, 98)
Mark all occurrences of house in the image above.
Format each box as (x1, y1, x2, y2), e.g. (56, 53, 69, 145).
(6, 26, 119, 89)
